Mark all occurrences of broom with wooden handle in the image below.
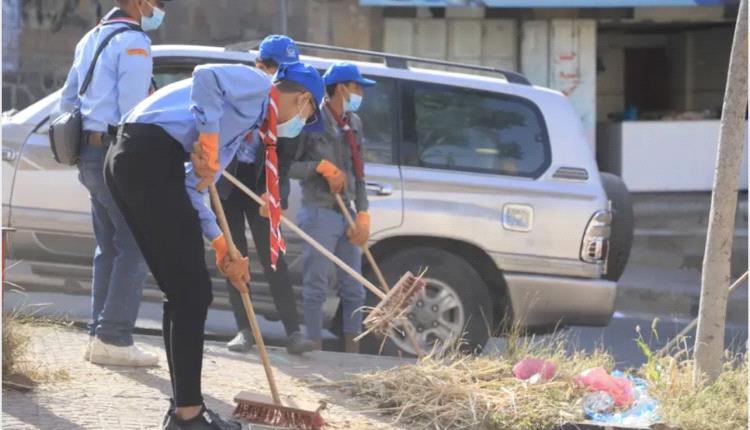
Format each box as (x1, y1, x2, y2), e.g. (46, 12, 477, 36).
(334, 193, 425, 358)
(220, 170, 426, 346)
(208, 185, 324, 430)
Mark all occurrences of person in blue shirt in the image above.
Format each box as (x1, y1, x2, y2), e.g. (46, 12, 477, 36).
(214, 35, 316, 356)
(104, 61, 324, 430)
(57, 0, 170, 368)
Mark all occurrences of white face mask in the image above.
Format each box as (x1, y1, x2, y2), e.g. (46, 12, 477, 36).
(276, 113, 305, 138)
(139, 0, 165, 31)
(344, 87, 363, 112)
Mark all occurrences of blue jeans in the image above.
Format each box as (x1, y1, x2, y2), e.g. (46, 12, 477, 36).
(298, 206, 365, 340)
(78, 143, 148, 346)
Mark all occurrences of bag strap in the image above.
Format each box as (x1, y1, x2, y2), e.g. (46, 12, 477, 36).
(78, 23, 142, 96)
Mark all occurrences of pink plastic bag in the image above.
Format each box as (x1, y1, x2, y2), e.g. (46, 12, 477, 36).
(575, 367, 635, 407)
(513, 357, 557, 382)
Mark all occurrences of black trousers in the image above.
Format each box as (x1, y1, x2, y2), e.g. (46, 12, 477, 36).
(219, 161, 300, 336)
(104, 123, 210, 407)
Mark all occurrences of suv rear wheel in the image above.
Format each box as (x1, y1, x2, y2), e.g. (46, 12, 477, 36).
(360, 247, 493, 355)
(600, 172, 634, 281)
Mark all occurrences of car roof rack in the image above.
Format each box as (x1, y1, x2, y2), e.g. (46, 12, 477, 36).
(226, 40, 531, 86)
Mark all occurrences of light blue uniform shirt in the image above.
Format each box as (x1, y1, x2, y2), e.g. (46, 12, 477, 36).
(58, 11, 152, 132)
(123, 63, 272, 240)
(235, 130, 261, 164)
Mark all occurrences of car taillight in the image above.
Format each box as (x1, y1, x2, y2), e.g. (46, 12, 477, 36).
(580, 209, 612, 267)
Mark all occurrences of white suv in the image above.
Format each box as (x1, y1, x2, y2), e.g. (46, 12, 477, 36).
(2, 43, 633, 355)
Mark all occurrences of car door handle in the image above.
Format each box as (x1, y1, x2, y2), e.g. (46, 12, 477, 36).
(366, 182, 393, 196)
(2, 148, 17, 162)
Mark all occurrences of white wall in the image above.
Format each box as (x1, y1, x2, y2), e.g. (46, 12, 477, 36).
(612, 121, 748, 192)
(383, 17, 519, 74)
(523, 19, 597, 149)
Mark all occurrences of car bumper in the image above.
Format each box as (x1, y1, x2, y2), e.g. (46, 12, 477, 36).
(504, 273, 616, 328)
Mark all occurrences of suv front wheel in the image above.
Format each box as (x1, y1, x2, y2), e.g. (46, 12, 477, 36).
(360, 247, 493, 356)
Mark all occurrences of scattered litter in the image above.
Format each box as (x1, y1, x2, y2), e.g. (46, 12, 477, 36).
(582, 391, 615, 416)
(585, 373, 659, 427)
(512, 356, 556, 382)
(575, 367, 634, 407)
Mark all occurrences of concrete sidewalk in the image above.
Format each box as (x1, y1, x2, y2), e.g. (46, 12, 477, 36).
(2, 324, 410, 430)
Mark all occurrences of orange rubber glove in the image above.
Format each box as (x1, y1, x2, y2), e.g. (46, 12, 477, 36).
(221, 255, 250, 294)
(212, 234, 249, 293)
(211, 235, 229, 273)
(316, 159, 346, 194)
(191, 133, 219, 191)
(347, 211, 370, 247)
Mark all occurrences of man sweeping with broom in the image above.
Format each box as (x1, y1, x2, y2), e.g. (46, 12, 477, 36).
(215, 35, 316, 356)
(289, 62, 375, 354)
(104, 61, 324, 429)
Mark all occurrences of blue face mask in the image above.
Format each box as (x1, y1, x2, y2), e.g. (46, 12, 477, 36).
(345, 90, 363, 113)
(140, 2, 165, 31)
(277, 113, 306, 138)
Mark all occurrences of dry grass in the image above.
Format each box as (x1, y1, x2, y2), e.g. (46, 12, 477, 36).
(317, 327, 747, 430)
(2, 309, 31, 376)
(2, 306, 71, 386)
(646, 355, 747, 430)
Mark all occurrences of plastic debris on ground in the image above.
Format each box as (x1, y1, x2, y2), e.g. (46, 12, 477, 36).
(575, 367, 635, 407)
(512, 356, 556, 383)
(581, 370, 660, 427)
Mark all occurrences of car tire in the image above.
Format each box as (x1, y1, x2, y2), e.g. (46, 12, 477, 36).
(359, 247, 493, 356)
(600, 172, 634, 281)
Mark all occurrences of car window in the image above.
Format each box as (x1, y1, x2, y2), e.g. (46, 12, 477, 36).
(358, 76, 396, 165)
(152, 66, 195, 90)
(403, 81, 551, 178)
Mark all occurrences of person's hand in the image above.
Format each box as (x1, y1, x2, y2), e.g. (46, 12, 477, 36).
(347, 211, 370, 247)
(259, 192, 270, 218)
(212, 235, 250, 293)
(192, 133, 219, 191)
(316, 159, 346, 194)
(221, 255, 250, 294)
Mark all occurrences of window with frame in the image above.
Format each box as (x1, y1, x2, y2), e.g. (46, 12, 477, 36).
(406, 82, 550, 178)
(356, 76, 396, 165)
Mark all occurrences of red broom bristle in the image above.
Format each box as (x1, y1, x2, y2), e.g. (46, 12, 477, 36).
(233, 401, 325, 430)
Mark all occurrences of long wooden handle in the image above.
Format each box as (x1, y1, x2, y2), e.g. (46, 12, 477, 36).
(208, 185, 282, 405)
(334, 194, 390, 293)
(221, 170, 386, 301)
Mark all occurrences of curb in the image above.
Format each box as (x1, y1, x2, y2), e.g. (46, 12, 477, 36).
(615, 286, 747, 325)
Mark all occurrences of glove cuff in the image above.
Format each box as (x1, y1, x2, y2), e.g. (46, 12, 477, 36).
(316, 159, 340, 178)
(356, 211, 370, 228)
(211, 234, 228, 261)
(198, 132, 220, 171)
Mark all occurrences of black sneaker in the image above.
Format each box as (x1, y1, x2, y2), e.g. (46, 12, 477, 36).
(286, 331, 317, 355)
(162, 399, 175, 427)
(226, 329, 254, 353)
(162, 406, 241, 430)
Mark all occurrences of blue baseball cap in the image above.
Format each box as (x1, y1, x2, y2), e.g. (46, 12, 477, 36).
(258, 35, 299, 65)
(322, 62, 376, 87)
(274, 62, 325, 132)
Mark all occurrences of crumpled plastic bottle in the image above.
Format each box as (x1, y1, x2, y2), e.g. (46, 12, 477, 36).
(584, 372, 660, 427)
(582, 391, 615, 416)
(575, 367, 635, 407)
